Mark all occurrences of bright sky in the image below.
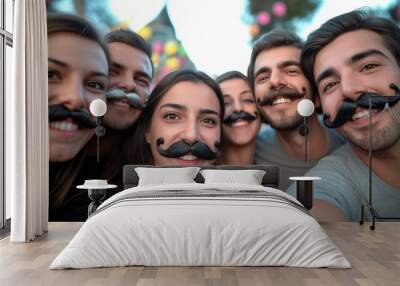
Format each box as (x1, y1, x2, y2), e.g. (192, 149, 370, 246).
(298, 0, 396, 38)
(85, 0, 396, 76)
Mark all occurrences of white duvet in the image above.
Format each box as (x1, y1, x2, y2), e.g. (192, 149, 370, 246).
(50, 183, 351, 269)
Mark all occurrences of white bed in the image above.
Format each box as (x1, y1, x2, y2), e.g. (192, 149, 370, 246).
(50, 182, 350, 269)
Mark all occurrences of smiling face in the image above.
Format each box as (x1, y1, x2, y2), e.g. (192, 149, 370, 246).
(253, 46, 312, 130)
(219, 78, 260, 146)
(145, 81, 221, 166)
(48, 32, 108, 162)
(104, 42, 152, 130)
(314, 29, 400, 151)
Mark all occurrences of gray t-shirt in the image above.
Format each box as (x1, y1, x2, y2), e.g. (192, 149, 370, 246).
(287, 143, 400, 221)
(255, 126, 346, 190)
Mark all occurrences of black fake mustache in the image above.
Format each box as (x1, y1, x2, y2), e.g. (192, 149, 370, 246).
(106, 88, 145, 110)
(323, 83, 400, 128)
(156, 138, 220, 160)
(257, 87, 306, 106)
(223, 111, 257, 125)
(48, 104, 97, 129)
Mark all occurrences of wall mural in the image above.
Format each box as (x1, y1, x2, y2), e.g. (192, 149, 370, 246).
(45, 0, 400, 223)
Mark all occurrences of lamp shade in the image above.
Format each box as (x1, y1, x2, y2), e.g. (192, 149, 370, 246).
(90, 99, 107, 117)
(297, 99, 314, 117)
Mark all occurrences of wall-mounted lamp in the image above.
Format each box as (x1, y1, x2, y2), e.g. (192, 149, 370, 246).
(89, 99, 107, 163)
(292, 99, 318, 210)
(297, 99, 315, 162)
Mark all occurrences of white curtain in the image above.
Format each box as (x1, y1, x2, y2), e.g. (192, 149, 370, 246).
(8, 0, 48, 242)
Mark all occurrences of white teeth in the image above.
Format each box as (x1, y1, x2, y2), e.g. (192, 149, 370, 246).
(111, 100, 130, 107)
(272, 97, 291, 105)
(180, 154, 198, 160)
(352, 110, 371, 121)
(50, 121, 79, 131)
(232, 120, 249, 127)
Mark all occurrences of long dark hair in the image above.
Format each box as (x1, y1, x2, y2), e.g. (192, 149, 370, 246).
(129, 69, 225, 164)
(216, 70, 249, 85)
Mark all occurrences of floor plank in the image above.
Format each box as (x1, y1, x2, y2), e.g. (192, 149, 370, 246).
(0, 222, 399, 286)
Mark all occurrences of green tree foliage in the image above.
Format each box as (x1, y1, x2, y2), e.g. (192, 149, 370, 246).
(387, 2, 400, 22)
(46, 1, 195, 84)
(46, 0, 118, 31)
(246, 0, 321, 41)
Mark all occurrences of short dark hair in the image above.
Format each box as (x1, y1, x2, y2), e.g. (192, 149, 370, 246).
(47, 13, 111, 66)
(105, 29, 154, 77)
(247, 29, 303, 91)
(215, 70, 249, 85)
(129, 69, 225, 164)
(301, 9, 400, 95)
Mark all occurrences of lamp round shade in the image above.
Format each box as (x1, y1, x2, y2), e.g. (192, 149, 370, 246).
(90, 99, 107, 117)
(297, 99, 314, 117)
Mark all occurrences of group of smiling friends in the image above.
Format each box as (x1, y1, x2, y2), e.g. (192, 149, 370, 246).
(48, 9, 400, 222)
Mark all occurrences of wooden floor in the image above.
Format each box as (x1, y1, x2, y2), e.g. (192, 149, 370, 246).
(0, 222, 399, 286)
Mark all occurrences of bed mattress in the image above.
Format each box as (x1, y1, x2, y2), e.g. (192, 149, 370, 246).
(50, 183, 350, 269)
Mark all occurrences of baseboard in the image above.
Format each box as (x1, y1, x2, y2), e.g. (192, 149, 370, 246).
(0, 218, 11, 239)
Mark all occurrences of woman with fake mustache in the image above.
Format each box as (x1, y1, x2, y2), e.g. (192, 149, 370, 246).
(215, 71, 261, 165)
(47, 13, 111, 221)
(130, 70, 224, 166)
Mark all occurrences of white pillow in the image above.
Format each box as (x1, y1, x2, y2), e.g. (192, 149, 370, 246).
(200, 169, 266, 185)
(135, 167, 201, 186)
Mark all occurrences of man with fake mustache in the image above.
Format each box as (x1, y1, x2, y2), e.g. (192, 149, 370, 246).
(82, 30, 153, 189)
(247, 30, 345, 190)
(86, 29, 152, 152)
(287, 10, 400, 221)
(215, 71, 261, 165)
(103, 29, 153, 130)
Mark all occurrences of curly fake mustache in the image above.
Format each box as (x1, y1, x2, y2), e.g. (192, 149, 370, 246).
(223, 111, 257, 125)
(106, 88, 145, 110)
(323, 83, 400, 128)
(156, 137, 220, 160)
(257, 87, 306, 106)
(48, 104, 97, 129)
